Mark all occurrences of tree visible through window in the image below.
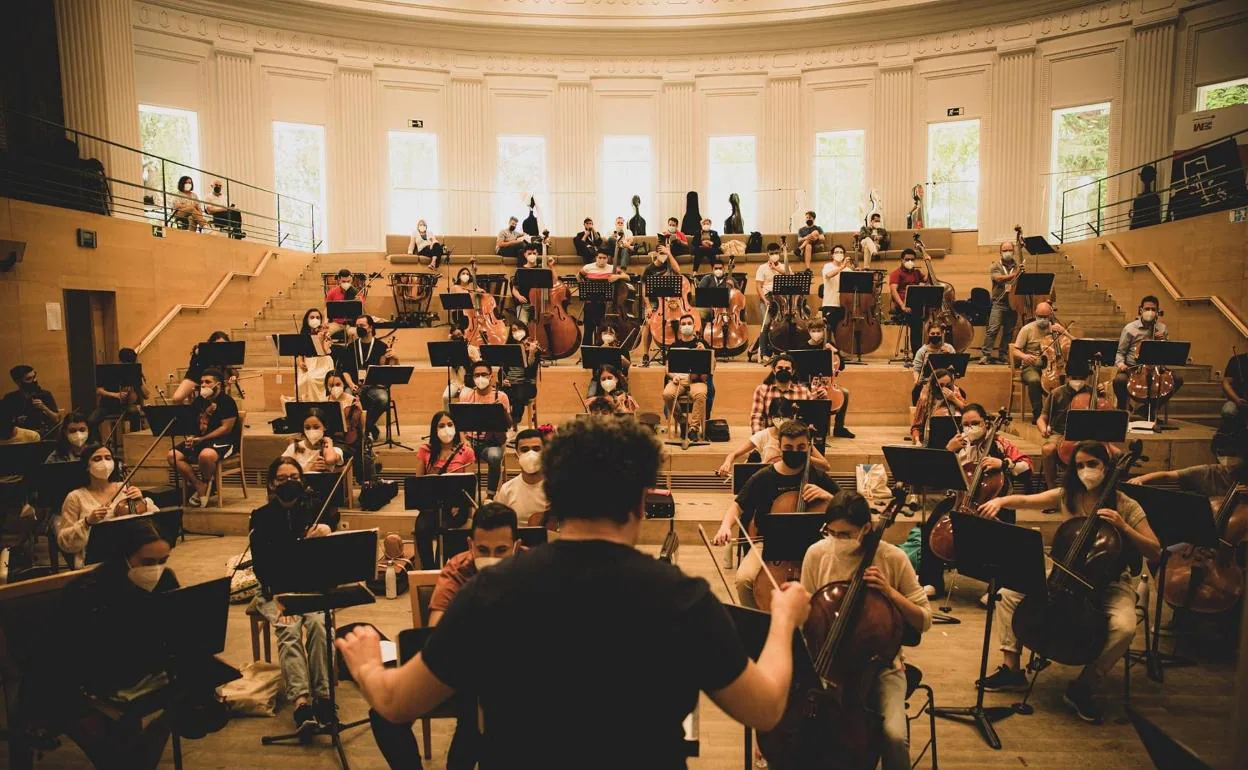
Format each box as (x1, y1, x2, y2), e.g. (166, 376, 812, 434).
(814, 130, 865, 232)
(388, 131, 439, 235)
(495, 136, 548, 229)
(273, 121, 327, 251)
(601, 135, 652, 230)
(926, 119, 979, 230)
(138, 104, 200, 203)
(708, 136, 756, 231)
(1197, 77, 1248, 110)
(1049, 103, 1111, 239)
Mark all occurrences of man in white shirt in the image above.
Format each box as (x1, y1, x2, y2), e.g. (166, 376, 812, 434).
(605, 216, 635, 270)
(493, 429, 549, 527)
(749, 243, 787, 361)
(820, 243, 850, 329)
(204, 178, 242, 238)
(579, 251, 627, 344)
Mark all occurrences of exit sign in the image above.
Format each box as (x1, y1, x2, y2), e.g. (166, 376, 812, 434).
(409, 119, 424, 128)
(947, 107, 963, 117)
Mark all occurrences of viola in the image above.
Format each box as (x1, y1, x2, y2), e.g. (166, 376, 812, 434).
(929, 408, 1012, 562)
(1163, 484, 1246, 613)
(920, 244, 973, 352)
(765, 238, 811, 353)
(752, 441, 814, 613)
(464, 258, 508, 346)
(703, 255, 749, 357)
(526, 222, 581, 361)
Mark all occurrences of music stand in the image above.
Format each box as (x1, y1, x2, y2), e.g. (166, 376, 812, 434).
(664, 348, 713, 448)
(84, 507, 183, 564)
(1013, 272, 1054, 298)
(282, 401, 345, 437)
(644, 272, 684, 364)
(581, 345, 624, 373)
(440, 525, 549, 560)
(28, 459, 82, 515)
(436, 292, 473, 330)
(788, 348, 833, 383)
(404, 473, 477, 563)
(926, 352, 971, 380)
(1068, 338, 1119, 370)
(930, 512, 1047, 750)
(1117, 483, 1215, 686)
(428, 339, 471, 411)
(1020, 235, 1056, 255)
(758, 512, 826, 561)
(1134, 340, 1191, 431)
(261, 529, 378, 768)
(925, 414, 962, 450)
(364, 365, 415, 451)
(306, 471, 349, 508)
(837, 271, 875, 364)
(326, 300, 363, 326)
(275, 334, 319, 402)
(788, 398, 832, 454)
(1064, 409, 1129, 444)
(448, 403, 511, 501)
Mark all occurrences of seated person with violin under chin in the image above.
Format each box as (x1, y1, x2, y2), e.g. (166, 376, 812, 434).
(1036, 360, 1097, 489)
(1113, 295, 1183, 413)
(909, 368, 967, 445)
(976, 441, 1160, 724)
(663, 315, 712, 442)
(712, 420, 840, 609)
(788, 318, 854, 439)
(165, 368, 241, 508)
(801, 491, 931, 770)
(587, 364, 638, 415)
(1010, 302, 1066, 424)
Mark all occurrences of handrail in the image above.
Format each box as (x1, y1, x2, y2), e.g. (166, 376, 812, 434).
(135, 249, 282, 355)
(1101, 240, 1248, 338)
(1063, 127, 1248, 195)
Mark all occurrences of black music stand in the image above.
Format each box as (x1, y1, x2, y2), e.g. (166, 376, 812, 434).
(757, 512, 826, 560)
(404, 473, 477, 564)
(428, 339, 471, 410)
(906, 285, 945, 320)
(326, 300, 363, 328)
(84, 507, 183, 564)
(1134, 340, 1191, 431)
(930, 512, 1047, 750)
(837, 271, 875, 364)
(926, 352, 971, 380)
(644, 272, 684, 364)
(1117, 483, 1215, 687)
(448, 403, 511, 501)
(1064, 409, 1129, 444)
(1068, 338, 1119, 371)
(144, 404, 220, 540)
(732, 462, 769, 495)
(664, 347, 713, 448)
(364, 365, 415, 451)
(436, 292, 473, 331)
(580, 345, 624, 373)
(925, 414, 962, 450)
(275, 334, 319, 402)
(261, 529, 378, 769)
(578, 276, 616, 333)
(1013, 272, 1054, 298)
(1021, 235, 1056, 255)
(788, 398, 832, 454)
(693, 286, 732, 356)
(282, 401, 345, 437)
(440, 525, 549, 561)
(197, 341, 247, 400)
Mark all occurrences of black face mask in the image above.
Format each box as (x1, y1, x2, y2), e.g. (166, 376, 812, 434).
(356, 326, 370, 338)
(275, 479, 304, 504)
(774, 369, 793, 384)
(20, 381, 38, 392)
(805, 219, 814, 226)
(928, 335, 942, 344)
(782, 449, 807, 470)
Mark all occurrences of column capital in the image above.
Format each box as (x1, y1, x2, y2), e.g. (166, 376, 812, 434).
(995, 41, 1036, 57)
(557, 77, 591, 89)
(212, 39, 254, 59)
(878, 60, 914, 74)
(661, 75, 695, 88)
(335, 60, 375, 75)
(1132, 9, 1179, 32)
(767, 70, 802, 83)
(449, 72, 486, 85)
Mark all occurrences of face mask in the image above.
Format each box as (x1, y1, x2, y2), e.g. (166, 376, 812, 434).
(459, 274, 471, 284)
(600, 378, 617, 393)
(128, 564, 165, 592)
(518, 451, 542, 474)
(512, 330, 526, 341)
(833, 252, 845, 262)
(199, 385, 215, 400)
(475, 556, 502, 570)
(806, 219, 814, 226)
(679, 324, 694, 336)
(309, 317, 322, 329)
(713, 269, 725, 279)
(68, 430, 88, 447)
(602, 335, 616, 345)
(928, 335, 942, 345)
(212, 185, 222, 195)
(668, 225, 676, 234)
(1078, 467, 1104, 490)
(275, 479, 304, 504)
(437, 425, 456, 443)
(963, 425, 985, 442)
(1036, 317, 1052, 330)
(89, 459, 115, 480)
(181, 183, 191, 192)
(1067, 379, 1086, 391)
(903, 260, 916, 270)
(356, 326, 369, 337)
(474, 375, 490, 390)
(20, 381, 38, 392)
(329, 385, 344, 399)
(340, 280, 352, 289)
(769, 255, 780, 264)
(304, 428, 324, 444)
(782, 449, 807, 470)
(1141, 310, 1157, 323)
(774, 369, 792, 383)
(829, 536, 861, 558)
(509, 225, 516, 232)
(1002, 253, 1014, 262)
(810, 332, 824, 342)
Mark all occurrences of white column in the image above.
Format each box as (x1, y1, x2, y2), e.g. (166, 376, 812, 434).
(207, 48, 261, 220)
(333, 64, 380, 250)
(983, 47, 1036, 244)
(1120, 17, 1177, 202)
(54, 0, 141, 192)
(873, 65, 912, 229)
(762, 75, 802, 234)
(658, 80, 695, 226)
(554, 81, 592, 235)
(446, 76, 489, 235)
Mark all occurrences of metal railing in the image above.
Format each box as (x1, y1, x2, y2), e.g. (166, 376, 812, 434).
(0, 110, 318, 252)
(1055, 127, 1248, 243)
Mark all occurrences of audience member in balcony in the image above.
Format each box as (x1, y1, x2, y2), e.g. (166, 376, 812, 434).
(173, 331, 239, 404)
(692, 217, 723, 273)
(797, 210, 825, 271)
(407, 218, 446, 268)
(4, 364, 60, 434)
(325, 268, 363, 341)
(296, 308, 335, 402)
(170, 175, 208, 231)
(857, 212, 889, 267)
(204, 178, 243, 239)
(166, 367, 241, 508)
(574, 217, 604, 264)
(335, 315, 399, 440)
(497, 216, 529, 265)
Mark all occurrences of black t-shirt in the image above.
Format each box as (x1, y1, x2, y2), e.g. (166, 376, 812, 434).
(334, 337, 390, 383)
(1, 388, 58, 432)
(1226, 354, 1248, 397)
(666, 337, 709, 383)
(735, 464, 840, 531)
(421, 539, 748, 769)
(193, 392, 241, 449)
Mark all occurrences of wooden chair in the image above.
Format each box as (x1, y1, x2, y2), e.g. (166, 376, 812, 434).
(214, 411, 248, 507)
(407, 569, 456, 760)
(246, 605, 272, 663)
(1007, 357, 1028, 424)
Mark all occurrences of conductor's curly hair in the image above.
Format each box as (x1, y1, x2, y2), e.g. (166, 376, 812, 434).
(543, 416, 662, 525)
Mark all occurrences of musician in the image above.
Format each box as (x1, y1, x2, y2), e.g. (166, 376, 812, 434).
(325, 370, 372, 480)
(580, 250, 627, 346)
(588, 364, 639, 415)
(407, 218, 446, 269)
(458, 361, 512, 496)
(791, 210, 824, 271)
(4, 365, 60, 433)
(586, 328, 632, 397)
(1113, 295, 1183, 412)
(717, 398, 830, 476)
(502, 321, 542, 426)
(510, 243, 547, 325)
(496, 216, 529, 265)
(337, 417, 813, 765)
(1216, 349, 1248, 455)
(57, 443, 156, 569)
(249, 456, 338, 738)
(89, 347, 149, 433)
(585, 397, 618, 417)
(281, 408, 345, 473)
(574, 217, 604, 264)
(172, 330, 237, 404)
(791, 319, 854, 439)
(46, 409, 91, 463)
(296, 308, 335, 402)
(663, 216, 690, 256)
(1127, 447, 1247, 499)
(697, 262, 734, 324)
(749, 244, 789, 363)
(912, 324, 955, 402)
(909, 368, 967, 445)
(749, 353, 827, 434)
(712, 420, 839, 608)
(1036, 360, 1092, 488)
(888, 249, 928, 355)
(978, 441, 1160, 723)
(325, 268, 362, 340)
(0, 403, 39, 522)
(334, 315, 399, 439)
(166, 368, 240, 508)
(820, 243, 849, 328)
(979, 241, 1021, 365)
(605, 216, 636, 269)
(1010, 302, 1066, 422)
(638, 245, 682, 367)
(494, 429, 549, 526)
(663, 314, 712, 442)
(801, 491, 931, 770)
(414, 411, 476, 569)
(857, 212, 889, 267)
(692, 217, 723, 273)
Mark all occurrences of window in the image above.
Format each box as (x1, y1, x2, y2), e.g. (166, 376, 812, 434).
(813, 130, 866, 232)
(1049, 103, 1111, 239)
(601, 135, 653, 230)
(495, 136, 548, 229)
(926, 120, 979, 230)
(138, 104, 200, 199)
(272, 121, 328, 251)
(708, 136, 757, 231)
(1196, 77, 1248, 110)
(387, 131, 439, 234)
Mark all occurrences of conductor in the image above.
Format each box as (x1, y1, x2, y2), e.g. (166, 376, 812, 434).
(337, 417, 811, 768)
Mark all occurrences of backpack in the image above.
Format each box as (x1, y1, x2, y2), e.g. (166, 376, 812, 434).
(745, 232, 763, 253)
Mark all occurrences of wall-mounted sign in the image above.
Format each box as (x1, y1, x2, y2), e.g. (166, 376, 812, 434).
(946, 107, 963, 117)
(409, 119, 424, 128)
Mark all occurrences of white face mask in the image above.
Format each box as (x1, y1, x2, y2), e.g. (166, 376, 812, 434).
(679, 324, 694, 336)
(963, 424, 986, 443)
(1067, 379, 1086, 391)
(304, 428, 324, 444)
(459, 274, 471, 284)
(308, 317, 322, 330)
(199, 385, 215, 400)
(1078, 467, 1104, 490)
(769, 255, 780, 264)
(1001, 252, 1014, 262)
(329, 385, 344, 399)
(474, 375, 490, 390)
(713, 269, 725, 279)
(474, 556, 502, 570)
(518, 450, 542, 474)
(833, 252, 845, 262)
(513, 330, 526, 341)
(602, 335, 616, 345)
(903, 260, 916, 270)
(89, 458, 115, 480)
(810, 332, 824, 342)
(128, 564, 165, 592)
(829, 536, 861, 558)
(437, 425, 456, 443)
(68, 429, 88, 447)
(340, 280, 352, 289)
(600, 378, 617, 393)
(1140, 309, 1157, 323)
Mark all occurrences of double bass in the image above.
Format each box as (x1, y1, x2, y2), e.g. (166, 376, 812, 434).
(464, 257, 508, 346)
(765, 238, 811, 353)
(1162, 482, 1246, 613)
(703, 255, 749, 357)
(918, 237, 973, 352)
(832, 254, 883, 357)
(929, 408, 1012, 562)
(526, 216, 581, 360)
(1007, 225, 1050, 325)
(756, 494, 906, 770)
(1011, 441, 1144, 666)
(751, 438, 814, 613)
(602, 275, 641, 351)
(645, 255, 700, 348)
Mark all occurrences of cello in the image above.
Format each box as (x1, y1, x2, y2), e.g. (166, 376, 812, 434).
(756, 492, 906, 770)
(750, 439, 814, 613)
(526, 212, 581, 361)
(1126, 324, 1177, 415)
(1056, 356, 1115, 466)
(765, 238, 811, 353)
(464, 257, 508, 346)
(602, 275, 641, 351)
(703, 255, 750, 358)
(832, 254, 883, 358)
(1162, 483, 1246, 613)
(928, 408, 1012, 562)
(1039, 319, 1075, 393)
(918, 237, 973, 352)
(1011, 440, 1144, 666)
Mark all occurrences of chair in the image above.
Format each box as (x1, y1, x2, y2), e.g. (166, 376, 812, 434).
(214, 411, 248, 507)
(407, 569, 457, 760)
(1007, 357, 1028, 424)
(246, 605, 273, 663)
(904, 662, 938, 769)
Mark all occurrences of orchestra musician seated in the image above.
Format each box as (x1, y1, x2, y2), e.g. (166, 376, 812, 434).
(579, 250, 626, 344)
(1128, 436, 1247, 499)
(716, 398, 831, 477)
(249, 457, 339, 738)
(977, 441, 1160, 723)
(637, 245, 681, 367)
(493, 429, 550, 528)
(790, 318, 854, 439)
(857, 212, 889, 267)
(46, 409, 91, 462)
(712, 420, 840, 608)
(165, 368, 241, 508)
(502, 321, 542, 426)
(1036, 360, 1092, 489)
(911, 323, 955, 402)
(692, 217, 723, 273)
(509, 243, 551, 326)
(801, 491, 931, 770)
(281, 408, 345, 474)
(334, 315, 399, 440)
(458, 362, 512, 496)
(663, 216, 690, 256)
(413, 411, 476, 569)
(4, 364, 60, 434)
(57, 443, 157, 569)
(1010, 302, 1065, 424)
(496, 216, 529, 265)
(909, 368, 967, 445)
(697, 262, 734, 325)
(172, 331, 235, 404)
(325, 268, 361, 341)
(663, 314, 712, 443)
(587, 364, 638, 415)
(324, 370, 371, 480)
(89, 347, 150, 433)
(749, 353, 827, 434)
(574, 217, 604, 264)
(1215, 348, 1248, 456)
(585, 397, 618, 417)
(1113, 296, 1183, 413)
(605, 216, 636, 270)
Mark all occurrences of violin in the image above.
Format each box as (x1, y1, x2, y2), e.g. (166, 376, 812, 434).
(1162, 484, 1246, 613)
(751, 438, 813, 612)
(526, 213, 581, 360)
(702, 255, 749, 357)
(198, 400, 218, 437)
(464, 257, 508, 346)
(929, 408, 1012, 562)
(920, 239, 973, 352)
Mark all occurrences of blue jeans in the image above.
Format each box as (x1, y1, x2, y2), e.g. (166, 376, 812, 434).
(980, 302, 1014, 359)
(253, 597, 329, 703)
(471, 439, 504, 493)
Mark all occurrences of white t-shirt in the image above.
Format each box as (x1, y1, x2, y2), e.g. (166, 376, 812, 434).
(821, 261, 846, 308)
(755, 263, 782, 295)
(749, 428, 780, 463)
(494, 473, 548, 522)
(581, 262, 615, 278)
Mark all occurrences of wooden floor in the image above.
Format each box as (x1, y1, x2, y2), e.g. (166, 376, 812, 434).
(27, 535, 1237, 770)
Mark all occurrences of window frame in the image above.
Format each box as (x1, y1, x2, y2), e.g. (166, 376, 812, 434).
(386, 130, 440, 235)
(494, 134, 549, 230)
(1196, 77, 1248, 111)
(1047, 101, 1112, 240)
(924, 118, 981, 231)
(272, 120, 329, 251)
(707, 135, 758, 233)
(813, 129, 867, 233)
(599, 134, 653, 232)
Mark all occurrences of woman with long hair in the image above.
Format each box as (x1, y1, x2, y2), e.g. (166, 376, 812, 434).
(413, 410, 476, 568)
(296, 308, 335, 401)
(57, 444, 157, 569)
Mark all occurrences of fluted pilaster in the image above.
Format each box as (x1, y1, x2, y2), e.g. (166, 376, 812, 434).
(208, 50, 259, 217)
(658, 80, 695, 222)
(762, 76, 802, 233)
(333, 65, 380, 250)
(983, 48, 1036, 243)
(873, 65, 912, 227)
(554, 81, 592, 234)
(447, 76, 489, 234)
(1121, 18, 1176, 202)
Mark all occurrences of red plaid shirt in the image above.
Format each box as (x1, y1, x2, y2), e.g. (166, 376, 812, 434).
(749, 382, 826, 433)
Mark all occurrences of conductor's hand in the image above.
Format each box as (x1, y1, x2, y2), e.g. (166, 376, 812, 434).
(86, 506, 110, 525)
(712, 522, 734, 547)
(769, 582, 811, 629)
(801, 484, 832, 506)
(335, 623, 384, 680)
(306, 524, 332, 538)
(977, 498, 1006, 519)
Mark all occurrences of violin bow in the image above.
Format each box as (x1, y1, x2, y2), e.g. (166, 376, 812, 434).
(697, 524, 739, 602)
(104, 415, 178, 510)
(305, 462, 351, 534)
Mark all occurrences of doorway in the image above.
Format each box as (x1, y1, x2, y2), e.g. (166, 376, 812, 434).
(63, 289, 118, 413)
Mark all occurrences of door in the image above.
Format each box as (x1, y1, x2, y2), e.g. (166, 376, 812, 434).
(63, 289, 117, 413)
